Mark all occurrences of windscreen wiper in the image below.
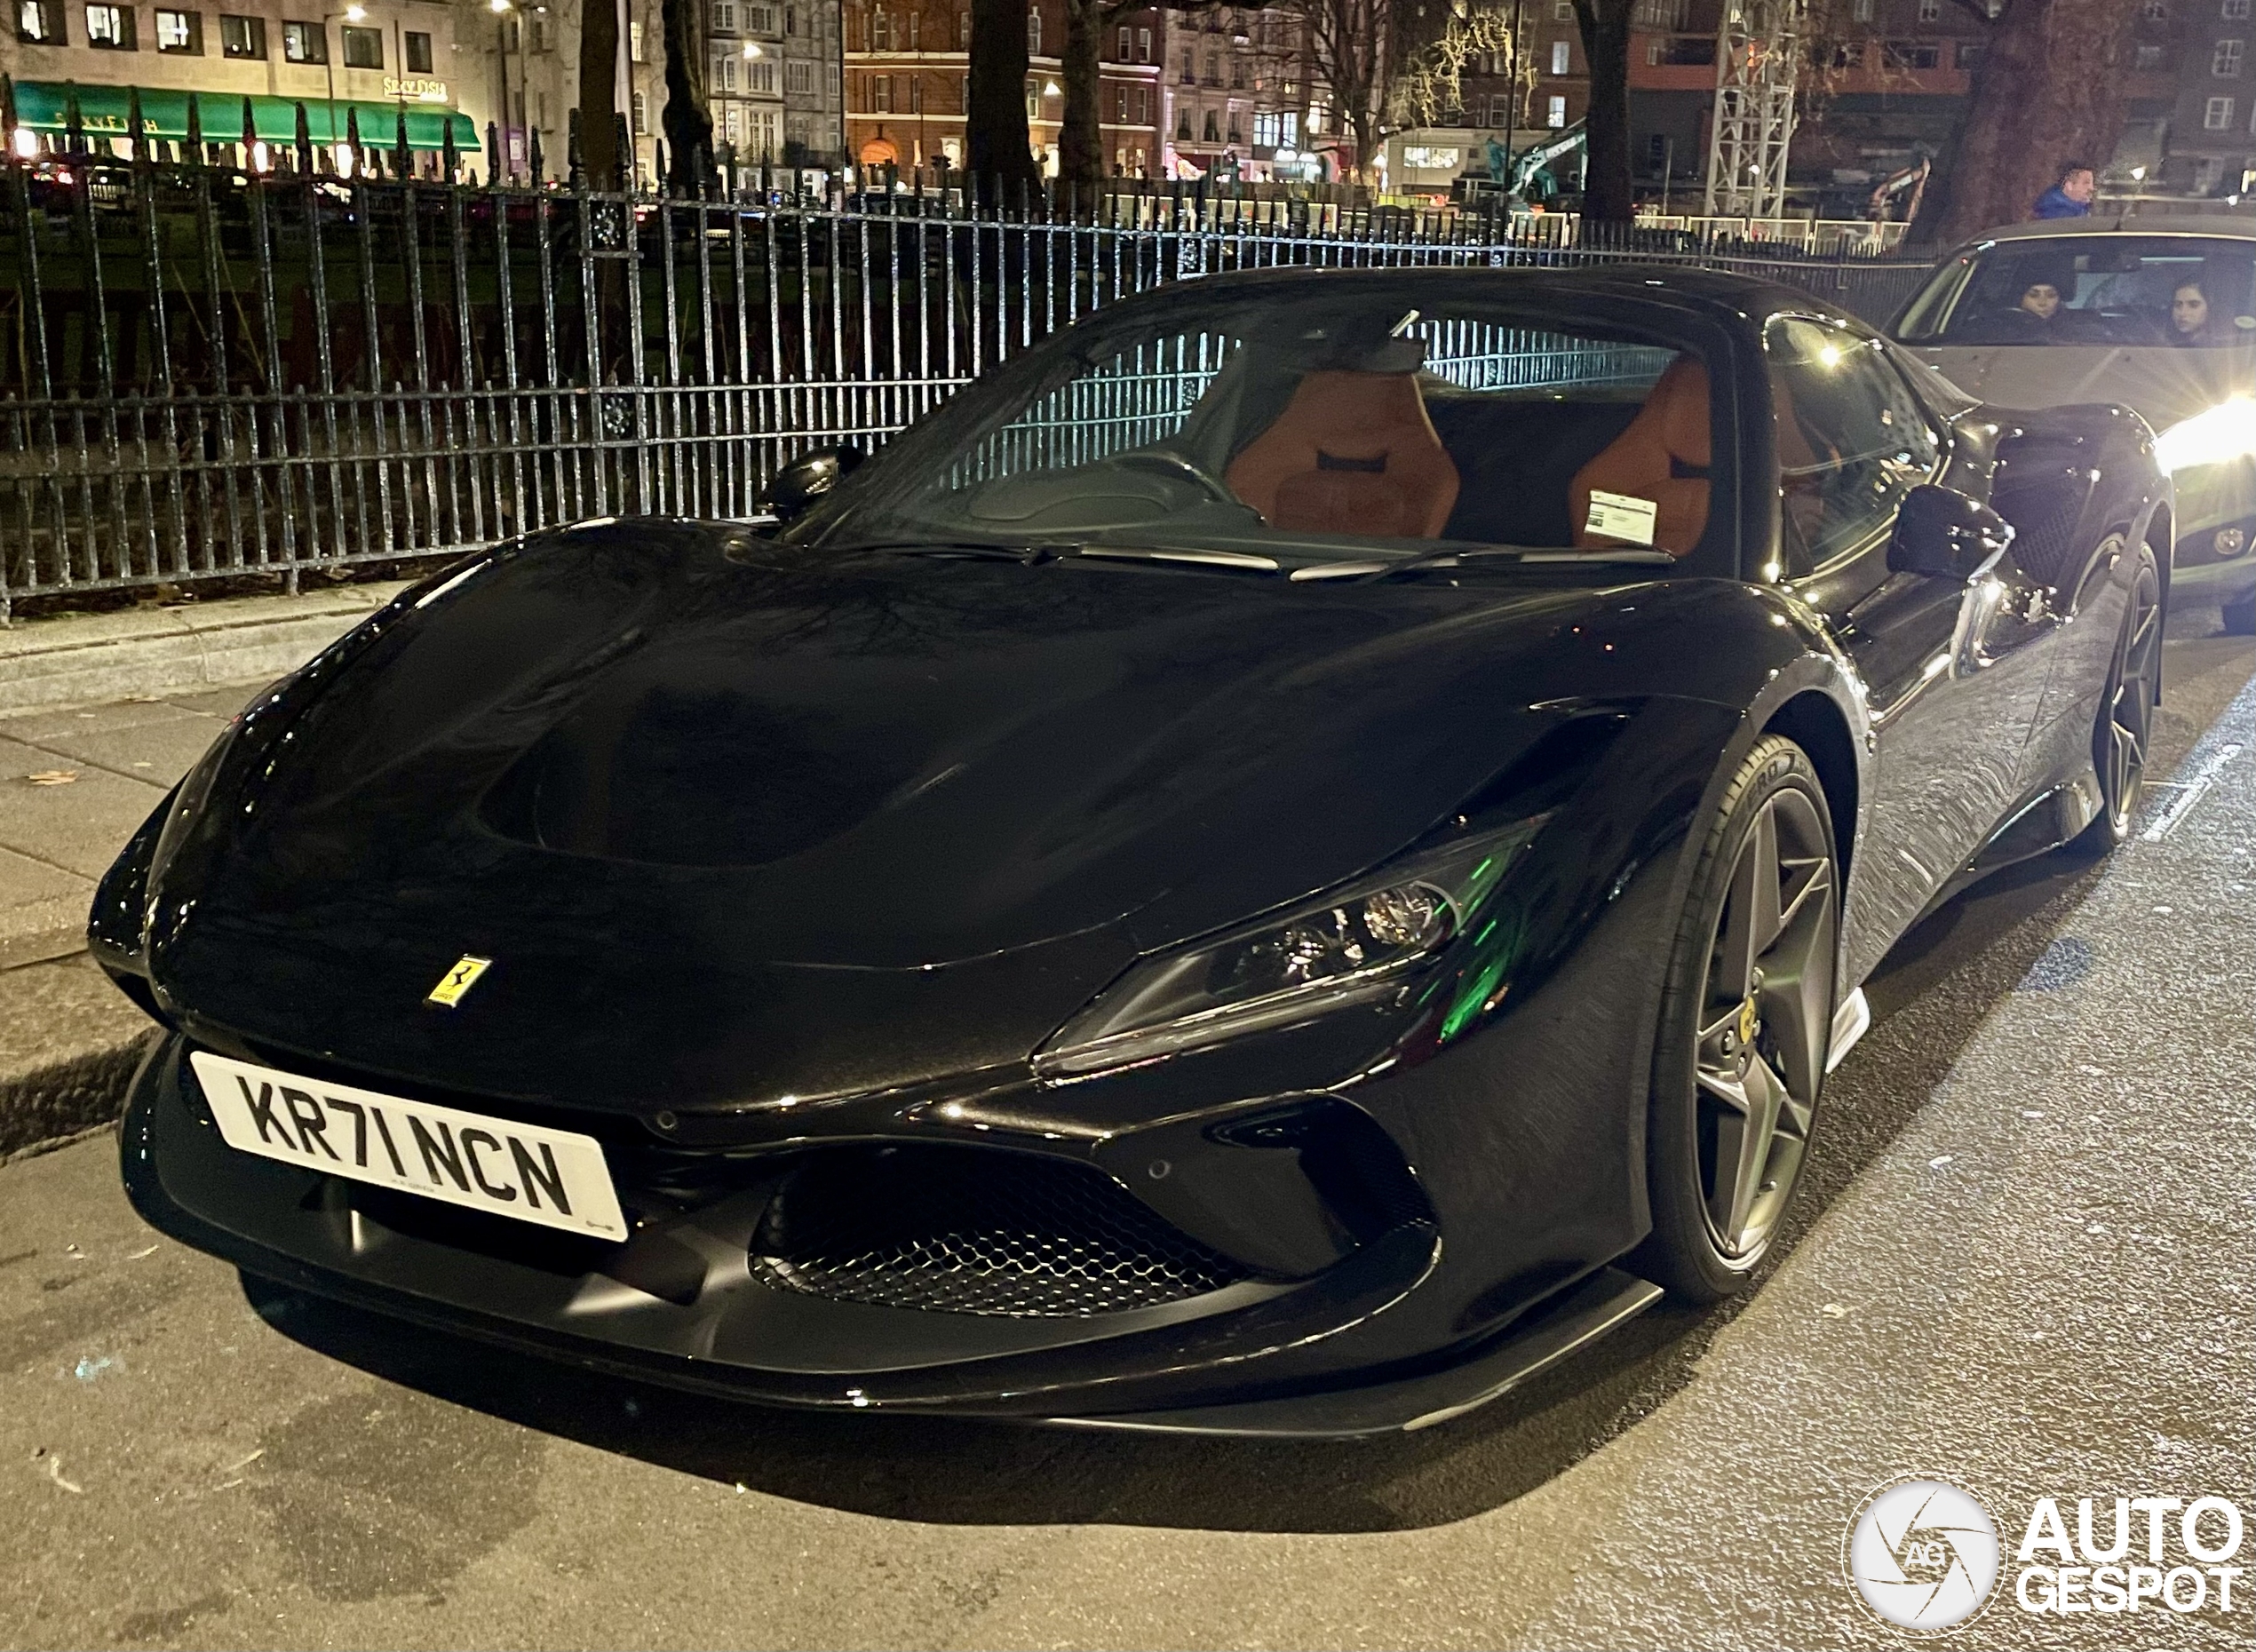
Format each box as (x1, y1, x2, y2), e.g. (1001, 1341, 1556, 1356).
(836, 540, 1284, 574)
(1354, 545, 1679, 582)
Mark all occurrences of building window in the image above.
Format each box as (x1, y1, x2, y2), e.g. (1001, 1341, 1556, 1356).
(1025, 9, 1038, 52)
(2230, 0, 2252, 17)
(784, 4, 795, 31)
(2218, 36, 2245, 73)
(1174, 107, 1190, 139)
(1116, 22, 1128, 57)
(1136, 24, 1148, 60)
(712, 0, 734, 28)
(2207, 93, 2236, 126)
(870, 68, 887, 107)
(1882, 40, 1941, 68)
(2143, 0, 2167, 14)
(17, 0, 65, 40)
(629, 20, 643, 58)
(1115, 84, 1126, 120)
(1549, 38, 1570, 74)
(85, 2, 134, 46)
(751, 56, 775, 91)
(1202, 107, 1218, 140)
(1546, 93, 1567, 126)
(1851, 0, 1871, 19)
(1918, 0, 1939, 17)
(748, 2, 773, 29)
(281, 18, 323, 60)
(1958, 40, 1984, 68)
(1553, 0, 1571, 15)
(340, 22, 379, 65)
(155, 5, 199, 50)
(957, 7, 969, 47)
(786, 58, 810, 91)
(631, 90, 647, 133)
(218, 9, 260, 53)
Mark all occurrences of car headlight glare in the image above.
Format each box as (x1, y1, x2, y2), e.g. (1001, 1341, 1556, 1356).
(1036, 823, 1537, 1078)
(2156, 398, 2256, 475)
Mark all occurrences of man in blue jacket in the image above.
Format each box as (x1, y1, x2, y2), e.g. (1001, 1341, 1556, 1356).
(2032, 163, 2096, 219)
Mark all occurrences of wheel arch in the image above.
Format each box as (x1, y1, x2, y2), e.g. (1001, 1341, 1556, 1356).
(1761, 688, 1860, 885)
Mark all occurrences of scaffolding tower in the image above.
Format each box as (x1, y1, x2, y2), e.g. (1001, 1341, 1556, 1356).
(1703, 0, 1806, 218)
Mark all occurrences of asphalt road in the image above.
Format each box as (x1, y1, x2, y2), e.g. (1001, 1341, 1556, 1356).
(4, 618, 2255, 1651)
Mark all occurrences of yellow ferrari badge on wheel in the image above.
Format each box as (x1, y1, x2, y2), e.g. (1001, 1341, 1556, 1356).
(426, 956, 493, 1008)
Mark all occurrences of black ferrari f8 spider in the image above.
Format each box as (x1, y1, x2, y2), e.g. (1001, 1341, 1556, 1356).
(103, 267, 2166, 1435)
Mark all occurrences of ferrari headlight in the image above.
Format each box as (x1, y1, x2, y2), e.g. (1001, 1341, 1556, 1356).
(2156, 398, 2256, 475)
(1035, 822, 1538, 1078)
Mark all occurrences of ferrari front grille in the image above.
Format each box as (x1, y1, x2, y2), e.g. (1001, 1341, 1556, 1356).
(749, 1144, 1250, 1317)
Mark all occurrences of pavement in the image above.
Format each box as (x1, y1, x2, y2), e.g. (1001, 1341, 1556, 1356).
(0, 612, 2252, 1648)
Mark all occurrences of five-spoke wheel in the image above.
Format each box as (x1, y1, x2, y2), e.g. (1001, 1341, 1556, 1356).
(1641, 735, 1839, 1299)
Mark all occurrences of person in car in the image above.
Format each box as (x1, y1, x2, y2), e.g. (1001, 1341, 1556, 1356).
(2016, 280, 2063, 323)
(2170, 281, 2236, 346)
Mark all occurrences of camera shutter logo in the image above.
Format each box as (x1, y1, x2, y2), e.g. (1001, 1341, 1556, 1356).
(1845, 1479, 2002, 1632)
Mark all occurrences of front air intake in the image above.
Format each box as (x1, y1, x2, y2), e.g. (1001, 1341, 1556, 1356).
(750, 1144, 1251, 1317)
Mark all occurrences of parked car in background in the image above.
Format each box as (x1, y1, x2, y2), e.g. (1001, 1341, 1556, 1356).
(1894, 216, 2256, 631)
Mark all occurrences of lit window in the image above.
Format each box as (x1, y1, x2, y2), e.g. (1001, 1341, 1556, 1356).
(2230, 0, 2252, 18)
(17, 0, 66, 40)
(629, 20, 642, 59)
(155, 4, 197, 50)
(2218, 36, 2245, 74)
(1550, 38, 1570, 74)
(85, 2, 134, 46)
(281, 18, 324, 61)
(340, 22, 379, 66)
(1546, 94, 1567, 127)
(2207, 93, 2236, 127)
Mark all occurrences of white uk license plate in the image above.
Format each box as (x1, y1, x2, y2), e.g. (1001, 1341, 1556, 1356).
(189, 1051, 629, 1242)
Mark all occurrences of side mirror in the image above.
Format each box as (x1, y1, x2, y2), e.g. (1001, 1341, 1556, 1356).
(760, 445, 865, 523)
(1887, 484, 2014, 581)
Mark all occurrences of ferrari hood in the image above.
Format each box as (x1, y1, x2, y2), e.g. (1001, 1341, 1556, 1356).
(152, 523, 1690, 1108)
(1914, 342, 2255, 429)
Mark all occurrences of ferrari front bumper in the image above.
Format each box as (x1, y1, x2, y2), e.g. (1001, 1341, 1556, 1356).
(121, 1030, 1657, 1436)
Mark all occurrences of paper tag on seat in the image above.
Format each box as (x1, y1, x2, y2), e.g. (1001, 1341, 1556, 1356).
(1585, 490, 1659, 546)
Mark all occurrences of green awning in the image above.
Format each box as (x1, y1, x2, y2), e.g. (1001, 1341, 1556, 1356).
(10, 82, 477, 152)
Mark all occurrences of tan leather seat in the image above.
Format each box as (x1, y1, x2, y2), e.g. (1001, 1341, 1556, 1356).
(1569, 356, 1712, 555)
(1225, 370, 1461, 539)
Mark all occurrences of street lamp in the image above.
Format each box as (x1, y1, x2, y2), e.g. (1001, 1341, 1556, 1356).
(322, 2, 369, 173)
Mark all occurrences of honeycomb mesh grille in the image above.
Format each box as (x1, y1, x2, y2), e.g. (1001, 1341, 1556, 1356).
(750, 1146, 1250, 1317)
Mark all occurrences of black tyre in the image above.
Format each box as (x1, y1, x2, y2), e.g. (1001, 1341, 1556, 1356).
(1637, 735, 1839, 1303)
(2223, 590, 2256, 637)
(2081, 542, 2163, 849)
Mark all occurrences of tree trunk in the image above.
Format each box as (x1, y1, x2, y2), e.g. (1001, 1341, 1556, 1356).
(578, 0, 622, 189)
(1059, 0, 1105, 195)
(968, 0, 1040, 197)
(1935, 0, 2138, 243)
(661, 0, 714, 192)
(1572, 0, 1634, 223)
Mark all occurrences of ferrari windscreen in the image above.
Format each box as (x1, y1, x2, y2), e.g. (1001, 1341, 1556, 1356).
(1896, 235, 2256, 348)
(811, 289, 1715, 562)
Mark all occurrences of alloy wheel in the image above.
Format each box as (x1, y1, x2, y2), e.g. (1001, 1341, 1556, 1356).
(1693, 785, 1837, 1261)
(2098, 557, 2163, 836)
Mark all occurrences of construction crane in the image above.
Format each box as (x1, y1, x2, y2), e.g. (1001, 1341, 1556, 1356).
(1704, 0, 1807, 218)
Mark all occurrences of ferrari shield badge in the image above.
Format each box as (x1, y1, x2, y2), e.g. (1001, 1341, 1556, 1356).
(426, 955, 493, 1008)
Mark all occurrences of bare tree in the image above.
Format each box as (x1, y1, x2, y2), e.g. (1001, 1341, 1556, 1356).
(661, 0, 715, 189)
(1391, 4, 1519, 130)
(1569, 0, 1635, 221)
(968, 0, 1043, 192)
(578, 0, 623, 188)
(1923, 0, 2140, 242)
(1291, 0, 1391, 181)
